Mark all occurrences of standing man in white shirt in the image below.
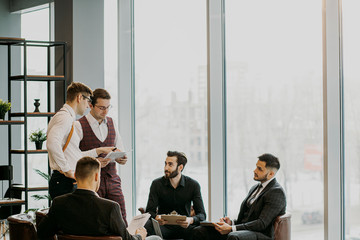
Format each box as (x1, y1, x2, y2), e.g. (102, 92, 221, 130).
(75, 88, 129, 226)
(47, 82, 113, 200)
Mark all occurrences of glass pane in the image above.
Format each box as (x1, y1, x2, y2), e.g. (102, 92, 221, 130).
(104, 0, 118, 121)
(21, 7, 50, 210)
(343, 1, 360, 239)
(225, 1, 324, 239)
(134, 0, 208, 213)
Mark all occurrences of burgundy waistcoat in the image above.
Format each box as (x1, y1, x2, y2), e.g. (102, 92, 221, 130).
(79, 116, 117, 177)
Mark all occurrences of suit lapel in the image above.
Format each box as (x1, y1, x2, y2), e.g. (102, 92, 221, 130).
(247, 179, 277, 216)
(237, 184, 260, 221)
(245, 184, 260, 202)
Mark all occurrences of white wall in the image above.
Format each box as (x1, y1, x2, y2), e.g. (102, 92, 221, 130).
(73, 0, 105, 90)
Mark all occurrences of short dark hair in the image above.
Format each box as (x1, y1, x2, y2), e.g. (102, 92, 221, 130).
(258, 153, 280, 170)
(75, 156, 100, 180)
(66, 82, 93, 102)
(91, 88, 111, 105)
(167, 151, 187, 171)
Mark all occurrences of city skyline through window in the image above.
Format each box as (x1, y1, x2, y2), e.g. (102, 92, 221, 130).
(134, 0, 209, 214)
(343, 0, 360, 239)
(225, 1, 324, 239)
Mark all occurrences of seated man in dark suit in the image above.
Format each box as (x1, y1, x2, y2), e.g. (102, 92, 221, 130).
(193, 153, 286, 240)
(38, 156, 161, 240)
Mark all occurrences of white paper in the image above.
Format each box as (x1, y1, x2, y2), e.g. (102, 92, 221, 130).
(104, 150, 132, 162)
(127, 213, 151, 235)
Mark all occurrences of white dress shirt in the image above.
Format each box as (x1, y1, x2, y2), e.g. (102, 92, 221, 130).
(47, 104, 97, 173)
(74, 113, 125, 151)
(231, 177, 275, 232)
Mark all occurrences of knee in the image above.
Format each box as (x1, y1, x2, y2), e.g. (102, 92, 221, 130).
(227, 232, 240, 240)
(144, 219, 154, 233)
(145, 236, 162, 240)
(192, 226, 207, 239)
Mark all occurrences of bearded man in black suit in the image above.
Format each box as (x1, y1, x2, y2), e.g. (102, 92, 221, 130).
(193, 153, 286, 240)
(38, 156, 160, 240)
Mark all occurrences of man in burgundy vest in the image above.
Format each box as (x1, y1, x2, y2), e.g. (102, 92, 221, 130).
(76, 88, 128, 226)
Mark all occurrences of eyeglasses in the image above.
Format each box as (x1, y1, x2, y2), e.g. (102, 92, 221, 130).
(82, 95, 92, 103)
(95, 105, 112, 111)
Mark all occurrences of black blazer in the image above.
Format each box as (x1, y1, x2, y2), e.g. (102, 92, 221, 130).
(37, 189, 141, 240)
(234, 178, 286, 240)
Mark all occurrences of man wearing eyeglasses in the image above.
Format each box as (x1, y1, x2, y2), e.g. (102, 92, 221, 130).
(47, 82, 114, 200)
(75, 88, 129, 226)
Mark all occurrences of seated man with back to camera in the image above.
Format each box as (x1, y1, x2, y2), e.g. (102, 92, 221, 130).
(37, 156, 161, 240)
(193, 153, 286, 240)
(144, 151, 206, 240)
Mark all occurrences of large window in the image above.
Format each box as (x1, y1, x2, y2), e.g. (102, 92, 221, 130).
(21, 5, 51, 209)
(134, 0, 208, 213)
(343, 1, 360, 239)
(225, 1, 323, 239)
(104, 0, 118, 121)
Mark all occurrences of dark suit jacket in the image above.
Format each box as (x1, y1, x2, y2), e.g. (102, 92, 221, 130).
(234, 178, 286, 240)
(37, 189, 141, 240)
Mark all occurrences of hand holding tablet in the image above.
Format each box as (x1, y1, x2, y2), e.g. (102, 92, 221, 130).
(104, 150, 132, 162)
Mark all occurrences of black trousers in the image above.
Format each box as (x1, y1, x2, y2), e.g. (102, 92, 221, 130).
(192, 226, 266, 240)
(49, 170, 77, 200)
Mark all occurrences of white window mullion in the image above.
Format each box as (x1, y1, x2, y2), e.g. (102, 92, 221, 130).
(208, 0, 226, 221)
(118, 0, 136, 218)
(323, 0, 345, 239)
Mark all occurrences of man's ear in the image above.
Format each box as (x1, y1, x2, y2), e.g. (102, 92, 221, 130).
(77, 93, 82, 103)
(268, 169, 275, 178)
(178, 164, 184, 172)
(94, 171, 99, 182)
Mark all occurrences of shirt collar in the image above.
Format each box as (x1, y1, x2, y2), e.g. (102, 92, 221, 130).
(73, 188, 99, 197)
(86, 112, 107, 125)
(179, 174, 185, 187)
(164, 174, 186, 188)
(63, 103, 76, 121)
(261, 176, 275, 189)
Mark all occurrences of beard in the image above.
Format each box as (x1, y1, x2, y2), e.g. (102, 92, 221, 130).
(165, 167, 180, 179)
(254, 171, 269, 182)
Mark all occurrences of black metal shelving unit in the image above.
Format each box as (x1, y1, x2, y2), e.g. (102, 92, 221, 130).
(0, 37, 67, 210)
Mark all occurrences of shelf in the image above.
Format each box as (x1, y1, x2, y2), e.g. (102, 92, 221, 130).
(10, 150, 48, 154)
(0, 37, 25, 45)
(1, 38, 66, 210)
(11, 112, 55, 117)
(12, 185, 48, 191)
(0, 198, 25, 206)
(10, 75, 65, 82)
(0, 120, 24, 125)
(0, 38, 65, 47)
(19, 40, 66, 47)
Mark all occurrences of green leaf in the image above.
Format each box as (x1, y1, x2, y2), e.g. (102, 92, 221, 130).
(34, 169, 51, 181)
(31, 194, 51, 201)
(29, 128, 47, 142)
(24, 208, 38, 213)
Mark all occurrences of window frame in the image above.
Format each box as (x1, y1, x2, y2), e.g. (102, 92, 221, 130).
(117, 0, 345, 239)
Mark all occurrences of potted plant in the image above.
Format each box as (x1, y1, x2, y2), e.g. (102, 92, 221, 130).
(29, 129, 47, 150)
(0, 99, 11, 121)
